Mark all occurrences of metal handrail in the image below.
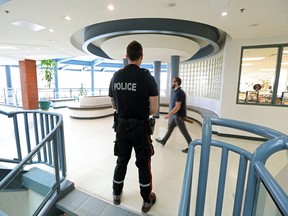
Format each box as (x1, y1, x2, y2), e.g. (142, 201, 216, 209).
(243, 136, 288, 215)
(0, 109, 67, 215)
(178, 117, 287, 216)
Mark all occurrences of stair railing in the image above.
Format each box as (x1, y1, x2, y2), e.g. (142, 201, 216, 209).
(178, 117, 287, 216)
(0, 109, 67, 215)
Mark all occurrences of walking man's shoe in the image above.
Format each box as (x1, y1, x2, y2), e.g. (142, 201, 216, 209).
(141, 192, 156, 213)
(113, 194, 121, 205)
(182, 148, 189, 153)
(155, 138, 165, 146)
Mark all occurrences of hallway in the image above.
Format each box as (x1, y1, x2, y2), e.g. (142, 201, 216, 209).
(1, 106, 287, 215)
(56, 108, 266, 216)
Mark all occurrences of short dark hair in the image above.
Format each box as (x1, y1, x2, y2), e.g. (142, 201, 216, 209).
(126, 40, 143, 61)
(174, 77, 182, 86)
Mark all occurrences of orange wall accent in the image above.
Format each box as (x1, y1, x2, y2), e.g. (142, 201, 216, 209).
(19, 59, 39, 110)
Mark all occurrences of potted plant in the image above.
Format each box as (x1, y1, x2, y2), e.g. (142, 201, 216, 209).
(78, 82, 87, 99)
(39, 59, 56, 110)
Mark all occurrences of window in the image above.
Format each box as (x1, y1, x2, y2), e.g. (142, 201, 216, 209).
(237, 44, 288, 106)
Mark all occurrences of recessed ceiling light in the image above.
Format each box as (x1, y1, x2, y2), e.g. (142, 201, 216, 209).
(51, 40, 56, 43)
(107, 4, 114, 10)
(221, 11, 228, 16)
(64, 16, 71, 21)
(11, 19, 46, 32)
(48, 29, 54, 32)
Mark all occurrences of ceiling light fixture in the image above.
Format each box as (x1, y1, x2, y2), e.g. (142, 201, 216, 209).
(221, 11, 228, 16)
(48, 29, 54, 32)
(0, 45, 17, 49)
(64, 16, 71, 21)
(242, 57, 265, 61)
(11, 19, 46, 32)
(107, 4, 114, 10)
(242, 63, 253, 66)
(260, 69, 276, 71)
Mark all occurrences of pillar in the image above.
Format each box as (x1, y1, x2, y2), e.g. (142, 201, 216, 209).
(153, 61, 161, 118)
(54, 62, 59, 98)
(168, 56, 180, 124)
(123, 58, 128, 67)
(91, 62, 95, 96)
(5, 65, 13, 105)
(169, 55, 180, 111)
(19, 59, 39, 110)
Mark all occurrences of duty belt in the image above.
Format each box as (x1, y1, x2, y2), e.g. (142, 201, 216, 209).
(117, 117, 147, 127)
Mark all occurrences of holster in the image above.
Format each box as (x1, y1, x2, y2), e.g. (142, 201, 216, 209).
(148, 118, 156, 135)
(113, 111, 118, 132)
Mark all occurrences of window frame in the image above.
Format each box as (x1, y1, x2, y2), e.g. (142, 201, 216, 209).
(236, 44, 288, 107)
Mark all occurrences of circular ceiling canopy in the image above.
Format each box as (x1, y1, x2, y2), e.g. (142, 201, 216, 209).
(74, 18, 222, 63)
(100, 34, 200, 63)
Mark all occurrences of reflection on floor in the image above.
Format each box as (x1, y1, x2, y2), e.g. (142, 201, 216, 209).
(1, 106, 287, 216)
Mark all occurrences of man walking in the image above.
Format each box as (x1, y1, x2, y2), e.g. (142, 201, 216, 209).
(156, 77, 192, 153)
(109, 40, 159, 213)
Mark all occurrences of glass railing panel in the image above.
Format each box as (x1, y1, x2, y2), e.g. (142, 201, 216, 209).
(254, 182, 284, 216)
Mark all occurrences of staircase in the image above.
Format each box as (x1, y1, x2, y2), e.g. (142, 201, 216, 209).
(56, 189, 141, 216)
(0, 167, 141, 216)
(0, 167, 74, 216)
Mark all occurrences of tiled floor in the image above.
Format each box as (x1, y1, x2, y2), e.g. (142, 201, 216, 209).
(1, 106, 287, 216)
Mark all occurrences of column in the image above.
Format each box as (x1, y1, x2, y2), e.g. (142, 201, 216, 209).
(19, 59, 39, 110)
(91, 61, 95, 95)
(123, 58, 128, 67)
(54, 62, 59, 98)
(169, 55, 180, 111)
(168, 56, 180, 124)
(5, 65, 13, 105)
(153, 61, 161, 118)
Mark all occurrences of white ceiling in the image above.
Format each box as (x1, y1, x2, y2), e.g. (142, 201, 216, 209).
(0, 0, 287, 65)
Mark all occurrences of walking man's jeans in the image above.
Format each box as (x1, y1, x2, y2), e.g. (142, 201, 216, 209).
(162, 115, 192, 145)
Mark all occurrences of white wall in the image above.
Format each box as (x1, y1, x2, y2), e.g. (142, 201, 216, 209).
(219, 35, 288, 136)
(187, 96, 221, 116)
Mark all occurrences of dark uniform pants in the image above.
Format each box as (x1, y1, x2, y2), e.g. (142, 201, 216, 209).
(113, 119, 154, 203)
(162, 115, 192, 145)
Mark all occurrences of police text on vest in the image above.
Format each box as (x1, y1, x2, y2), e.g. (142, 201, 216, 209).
(114, 82, 137, 91)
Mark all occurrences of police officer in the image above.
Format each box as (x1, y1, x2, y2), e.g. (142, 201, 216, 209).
(109, 40, 159, 213)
